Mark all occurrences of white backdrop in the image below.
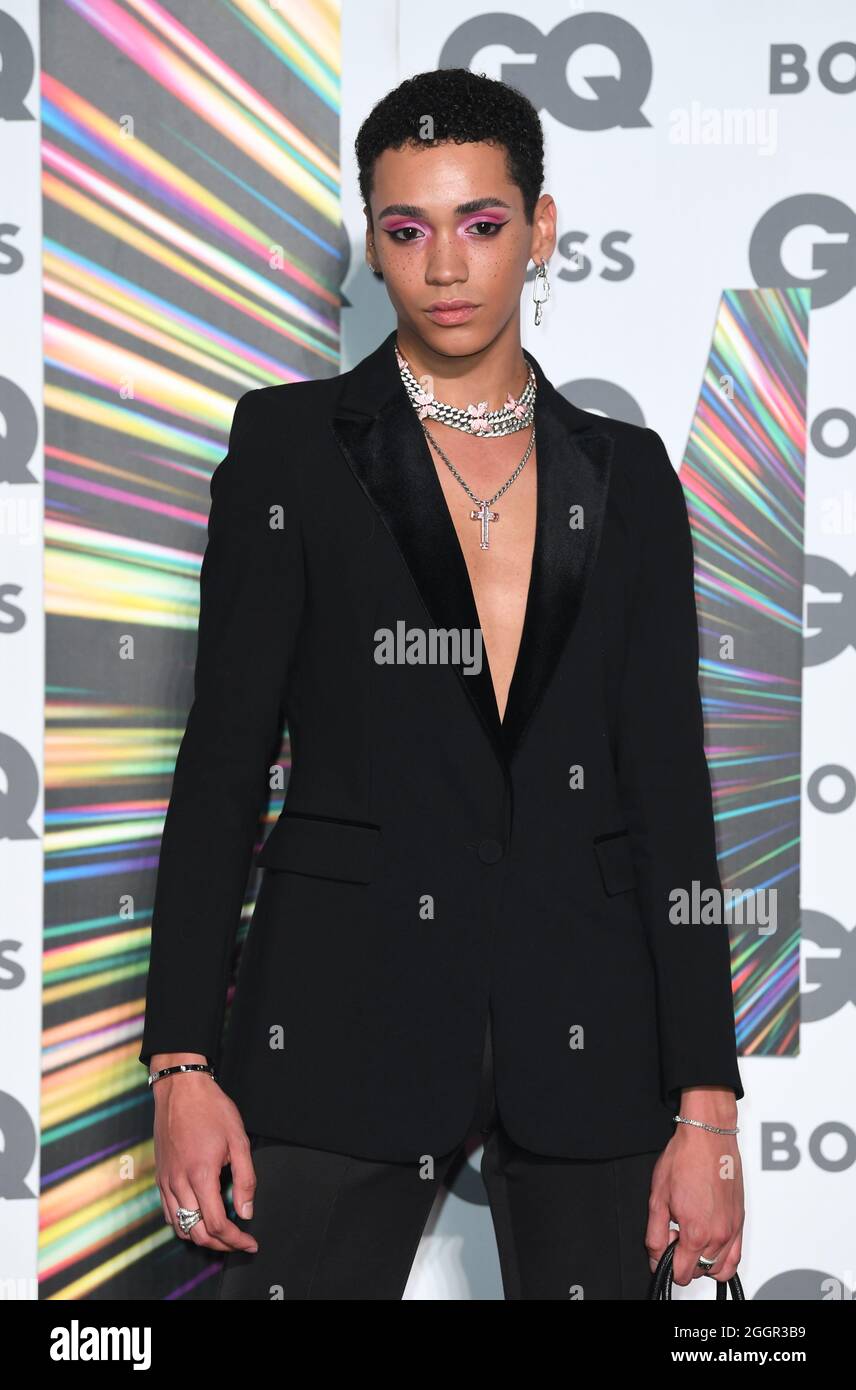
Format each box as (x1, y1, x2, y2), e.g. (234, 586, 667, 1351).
(342, 0, 856, 1300)
(0, 0, 43, 1301)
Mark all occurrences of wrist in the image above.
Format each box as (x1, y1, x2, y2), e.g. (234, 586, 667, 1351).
(149, 1054, 213, 1098)
(678, 1085, 738, 1126)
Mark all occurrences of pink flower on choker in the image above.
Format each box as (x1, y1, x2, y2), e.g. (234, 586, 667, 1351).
(467, 401, 490, 433)
(413, 385, 436, 419)
(505, 392, 527, 419)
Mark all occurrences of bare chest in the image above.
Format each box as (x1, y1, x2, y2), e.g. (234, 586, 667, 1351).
(426, 426, 537, 723)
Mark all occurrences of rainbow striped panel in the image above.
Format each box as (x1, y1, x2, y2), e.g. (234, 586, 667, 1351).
(40, 0, 341, 1300)
(682, 287, 807, 1066)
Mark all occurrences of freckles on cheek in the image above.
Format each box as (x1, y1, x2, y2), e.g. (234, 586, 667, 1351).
(394, 266, 422, 289)
(484, 250, 515, 283)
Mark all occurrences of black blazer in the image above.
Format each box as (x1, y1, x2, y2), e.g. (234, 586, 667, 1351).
(139, 327, 743, 1162)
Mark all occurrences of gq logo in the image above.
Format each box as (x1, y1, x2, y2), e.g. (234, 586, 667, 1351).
(440, 12, 652, 130)
(749, 195, 856, 310)
(0, 10, 37, 120)
(804, 555, 856, 665)
(801, 910, 856, 1024)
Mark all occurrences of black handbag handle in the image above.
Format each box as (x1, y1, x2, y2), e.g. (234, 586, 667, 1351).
(648, 1237, 745, 1300)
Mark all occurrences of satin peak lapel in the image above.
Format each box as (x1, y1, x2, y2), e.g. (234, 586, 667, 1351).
(330, 330, 614, 768)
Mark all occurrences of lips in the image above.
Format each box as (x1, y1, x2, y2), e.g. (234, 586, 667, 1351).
(426, 302, 479, 324)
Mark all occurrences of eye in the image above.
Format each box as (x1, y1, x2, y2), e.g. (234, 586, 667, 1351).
(468, 220, 505, 236)
(384, 226, 424, 243)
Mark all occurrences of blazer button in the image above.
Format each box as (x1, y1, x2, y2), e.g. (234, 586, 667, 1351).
(478, 838, 504, 864)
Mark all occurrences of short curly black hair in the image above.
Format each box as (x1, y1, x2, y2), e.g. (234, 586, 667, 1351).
(355, 68, 544, 281)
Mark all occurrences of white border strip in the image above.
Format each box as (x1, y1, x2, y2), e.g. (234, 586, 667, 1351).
(0, 0, 43, 1301)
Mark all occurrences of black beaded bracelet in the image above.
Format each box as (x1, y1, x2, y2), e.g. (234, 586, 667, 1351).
(147, 1062, 216, 1087)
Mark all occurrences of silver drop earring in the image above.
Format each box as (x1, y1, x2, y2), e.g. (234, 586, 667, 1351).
(533, 257, 550, 326)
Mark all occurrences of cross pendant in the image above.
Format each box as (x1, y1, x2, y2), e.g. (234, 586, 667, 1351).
(470, 501, 499, 550)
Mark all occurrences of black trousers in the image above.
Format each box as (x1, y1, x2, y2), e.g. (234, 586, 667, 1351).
(215, 1010, 662, 1300)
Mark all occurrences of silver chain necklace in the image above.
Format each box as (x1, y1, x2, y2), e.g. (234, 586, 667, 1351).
(421, 421, 536, 551)
(395, 340, 537, 551)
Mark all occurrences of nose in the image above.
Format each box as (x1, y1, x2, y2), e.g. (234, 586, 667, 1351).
(425, 229, 469, 288)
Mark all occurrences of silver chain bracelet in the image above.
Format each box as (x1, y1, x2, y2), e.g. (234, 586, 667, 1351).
(674, 1113, 739, 1135)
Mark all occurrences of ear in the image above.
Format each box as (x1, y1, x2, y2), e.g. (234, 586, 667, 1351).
(530, 192, 558, 267)
(364, 211, 384, 281)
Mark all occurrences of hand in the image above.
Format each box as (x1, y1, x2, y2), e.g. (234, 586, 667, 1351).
(152, 1063, 259, 1254)
(646, 1111, 744, 1287)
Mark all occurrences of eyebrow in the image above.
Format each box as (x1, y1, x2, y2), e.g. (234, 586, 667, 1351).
(376, 197, 513, 220)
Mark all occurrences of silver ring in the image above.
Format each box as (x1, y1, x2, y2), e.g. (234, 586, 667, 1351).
(697, 1254, 717, 1270)
(175, 1205, 202, 1235)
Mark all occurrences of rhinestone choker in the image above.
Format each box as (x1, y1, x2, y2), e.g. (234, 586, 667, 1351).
(395, 342, 536, 437)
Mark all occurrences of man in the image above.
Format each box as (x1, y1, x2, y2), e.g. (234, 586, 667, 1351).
(140, 68, 744, 1300)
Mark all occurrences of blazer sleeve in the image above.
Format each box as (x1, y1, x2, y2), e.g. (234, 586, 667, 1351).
(615, 427, 743, 1107)
(138, 389, 305, 1071)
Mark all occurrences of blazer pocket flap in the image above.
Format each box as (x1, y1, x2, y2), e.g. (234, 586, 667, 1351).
(593, 830, 636, 896)
(256, 812, 381, 883)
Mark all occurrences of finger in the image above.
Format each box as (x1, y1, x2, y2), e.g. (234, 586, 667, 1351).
(191, 1169, 259, 1253)
(694, 1242, 729, 1280)
(644, 1217, 678, 1273)
(673, 1224, 729, 1286)
(167, 1177, 234, 1252)
(157, 1183, 173, 1226)
(693, 1218, 736, 1281)
(645, 1198, 675, 1273)
(165, 1179, 194, 1240)
(227, 1129, 257, 1221)
(189, 1219, 235, 1252)
(714, 1227, 743, 1283)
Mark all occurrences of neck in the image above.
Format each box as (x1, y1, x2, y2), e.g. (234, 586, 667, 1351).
(396, 316, 528, 411)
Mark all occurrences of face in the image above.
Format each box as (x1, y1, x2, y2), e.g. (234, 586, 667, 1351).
(365, 140, 555, 355)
